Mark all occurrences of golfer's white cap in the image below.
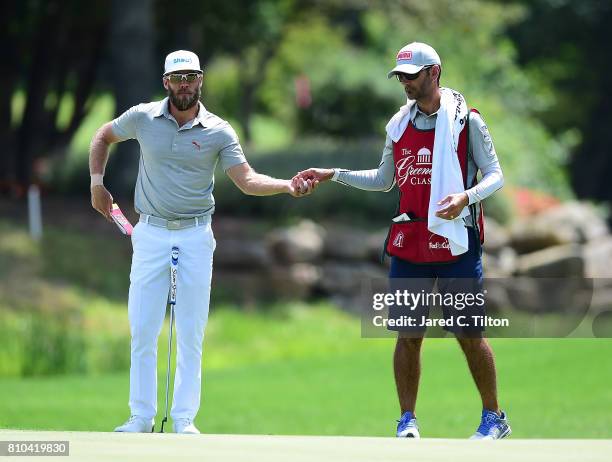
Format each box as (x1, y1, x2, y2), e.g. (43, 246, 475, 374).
(387, 42, 441, 78)
(163, 50, 202, 75)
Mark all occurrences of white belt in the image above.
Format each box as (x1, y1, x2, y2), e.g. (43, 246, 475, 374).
(139, 214, 211, 230)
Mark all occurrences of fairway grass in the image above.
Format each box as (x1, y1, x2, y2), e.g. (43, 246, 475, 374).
(1, 336, 611, 438)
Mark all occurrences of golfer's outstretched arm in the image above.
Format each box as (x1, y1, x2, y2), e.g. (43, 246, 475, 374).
(227, 163, 313, 197)
(295, 136, 395, 192)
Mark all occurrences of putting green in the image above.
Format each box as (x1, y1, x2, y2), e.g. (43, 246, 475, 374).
(1, 430, 610, 461)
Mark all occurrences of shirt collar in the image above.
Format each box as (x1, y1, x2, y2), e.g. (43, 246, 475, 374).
(153, 98, 210, 128)
(410, 103, 439, 122)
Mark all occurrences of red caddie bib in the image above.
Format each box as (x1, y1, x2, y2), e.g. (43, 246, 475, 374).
(385, 113, 481, 264)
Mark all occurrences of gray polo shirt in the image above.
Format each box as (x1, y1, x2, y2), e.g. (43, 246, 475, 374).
(111, 98, 246, 219)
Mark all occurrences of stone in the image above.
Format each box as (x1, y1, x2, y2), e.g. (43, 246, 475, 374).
(323, 226, 372, 260)
(509, 201, 609, 254)
(514, 244, 584, 278)
(481, 218, 510, 254)
(267, 220, 325, 263)
(214, 238, 272, 268)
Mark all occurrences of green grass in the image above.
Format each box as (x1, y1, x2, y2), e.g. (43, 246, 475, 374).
(1, 217, 612, 437)
(1, 306, 611, 437)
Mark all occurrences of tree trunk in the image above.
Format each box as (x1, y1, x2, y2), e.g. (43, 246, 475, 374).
(105, 0, 156, 196)
(15, 1, 64, 191)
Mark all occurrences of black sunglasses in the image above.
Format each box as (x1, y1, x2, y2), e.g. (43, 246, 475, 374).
(396, 66, 433, 82)
(165, 73, 201, 84)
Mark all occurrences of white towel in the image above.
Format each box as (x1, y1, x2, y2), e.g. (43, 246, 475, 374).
(386, 87, 470, 256)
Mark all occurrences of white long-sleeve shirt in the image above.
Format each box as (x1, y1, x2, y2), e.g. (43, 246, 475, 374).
(332, 106, 504, 226)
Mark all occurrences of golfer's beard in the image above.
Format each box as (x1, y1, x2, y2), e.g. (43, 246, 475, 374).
(168, 87, 200, 111)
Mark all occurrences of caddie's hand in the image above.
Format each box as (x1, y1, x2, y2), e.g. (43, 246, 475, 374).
(91, 185, 114, 222)
(435, 192, 469, 220)
(294, 168, 334, 183)
(288, 177, 315, 198)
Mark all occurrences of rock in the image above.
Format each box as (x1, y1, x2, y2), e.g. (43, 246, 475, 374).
(482, 218, 510, 254)
(539, 201, 609, 242)
(504, 276, 592, 314)
(583, 236, 612, 278)
(323, 226, 372, 260)
(509, 219, 576, 254)
(267, 220, 325, 264)
(214, 238, 272, 268)
(589, 287, 612, 315)
(366, 229, 391, 263)
(211, 270, 273, 308)
(509, 201, 609, 254)
(514, 244, 584, 278)
(268, 264, 321, 299)
(482, 247, 516, 277)
(318, 262, 388, 295)
(481, 279, 513, 314)
(213, 263, 320, 303)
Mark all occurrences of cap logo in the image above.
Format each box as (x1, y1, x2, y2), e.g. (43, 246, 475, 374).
(173, 57, 192, 64)
(397, 50, 412, 61)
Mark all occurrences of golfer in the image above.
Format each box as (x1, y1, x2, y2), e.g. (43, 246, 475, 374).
(89, 50, 312, 434)
(294, 42, 510, 440)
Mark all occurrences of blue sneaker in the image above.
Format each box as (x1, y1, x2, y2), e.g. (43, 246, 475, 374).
(396, 411, 420, 438)
(470, 409, 511, 440)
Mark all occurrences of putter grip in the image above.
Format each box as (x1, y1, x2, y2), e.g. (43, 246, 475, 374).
(110, 203, 134, 235)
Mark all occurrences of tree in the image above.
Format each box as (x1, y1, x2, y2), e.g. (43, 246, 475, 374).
(1, 0, 110, 195)
(155, 0, 364, 143)
(504, 0, 612, 206)
(105, 0, 156, 195)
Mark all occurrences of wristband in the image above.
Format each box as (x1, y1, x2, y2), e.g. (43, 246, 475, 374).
(90, 174, 104, 188)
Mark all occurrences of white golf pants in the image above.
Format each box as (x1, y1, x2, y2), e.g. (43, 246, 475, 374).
(127, 219, 215, 420)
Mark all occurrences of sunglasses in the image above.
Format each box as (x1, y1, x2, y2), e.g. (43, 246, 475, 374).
(396, 66, 432, 82)
(165, 73, 201, 84)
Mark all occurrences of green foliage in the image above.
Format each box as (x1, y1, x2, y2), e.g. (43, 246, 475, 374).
(260, 15, 398, 136)
(361, 0, 574, 199)
(483, 189, 514, 226)
(214, 138, 398, 225)
(50, 0, 576, 203)
(0, 220, 132, 377)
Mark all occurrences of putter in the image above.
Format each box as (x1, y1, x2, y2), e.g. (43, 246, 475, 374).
(160, 246, 179, 433)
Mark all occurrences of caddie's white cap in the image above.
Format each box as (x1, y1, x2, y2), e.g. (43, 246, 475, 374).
(163, 50, 202, 75)
(387, 42, 441, 78)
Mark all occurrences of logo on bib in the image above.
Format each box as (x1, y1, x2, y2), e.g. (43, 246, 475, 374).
(393, 231, 405, 248)
(416, 147, 432, 165)
(396, 146, 433, 187)
(429, 240, 450, 250)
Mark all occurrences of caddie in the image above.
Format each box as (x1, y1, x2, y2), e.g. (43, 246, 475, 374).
(293, 42, 510, 440)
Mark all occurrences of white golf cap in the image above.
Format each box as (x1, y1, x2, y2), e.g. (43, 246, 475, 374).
(163, 50, 202, 75)
(387, 42, 441, 78)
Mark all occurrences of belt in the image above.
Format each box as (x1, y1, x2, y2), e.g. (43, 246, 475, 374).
(139, 214, 211, 230)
